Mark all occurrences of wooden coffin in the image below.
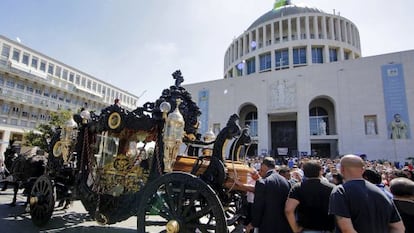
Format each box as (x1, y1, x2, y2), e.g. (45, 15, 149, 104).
(173, 155, 253, 191)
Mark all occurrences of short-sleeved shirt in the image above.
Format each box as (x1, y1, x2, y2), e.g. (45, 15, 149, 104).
(393, 199, 414, 233)
(329, 179, 401, 233)
(289, 178, 335, 231)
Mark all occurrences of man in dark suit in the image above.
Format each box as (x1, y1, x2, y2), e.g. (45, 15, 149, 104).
(246, 157, 292, 233)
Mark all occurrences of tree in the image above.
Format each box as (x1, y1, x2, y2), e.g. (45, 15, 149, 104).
(23, 109, 73, 151)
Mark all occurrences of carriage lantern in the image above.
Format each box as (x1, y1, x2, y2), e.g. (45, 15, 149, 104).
(80, 108, 91, 124)
(202, 128, 216, 156)
(161, 99, 185, 172)
(54, 117, 78, 164)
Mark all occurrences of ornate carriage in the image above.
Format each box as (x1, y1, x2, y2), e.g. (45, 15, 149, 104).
(28, 70, 253, 232)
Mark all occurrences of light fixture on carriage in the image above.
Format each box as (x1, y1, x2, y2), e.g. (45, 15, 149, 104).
(55, 117, 78, 165)
(161, 99, 185, 172)
(202, 128, 216, 156)
(62, 117, 78, 140)
(80, 108, 91, 124)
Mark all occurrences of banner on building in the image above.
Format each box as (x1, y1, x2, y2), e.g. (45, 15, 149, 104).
(198, 89, 209, 135)
(381, 64, 410, 139)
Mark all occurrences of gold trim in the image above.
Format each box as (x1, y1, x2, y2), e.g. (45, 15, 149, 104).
(166, 220, 180, 233)
(53, 141, 63, 157)
(108, 112, 121, 129)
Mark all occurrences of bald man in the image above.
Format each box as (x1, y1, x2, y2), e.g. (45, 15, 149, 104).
(329, 154, 405, 233)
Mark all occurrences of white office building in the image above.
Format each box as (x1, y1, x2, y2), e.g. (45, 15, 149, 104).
(184, 3, 413, 161)
(0, 35, 139, 157)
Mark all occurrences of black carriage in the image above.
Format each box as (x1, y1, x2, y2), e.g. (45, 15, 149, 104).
(29, 70, 253, 232)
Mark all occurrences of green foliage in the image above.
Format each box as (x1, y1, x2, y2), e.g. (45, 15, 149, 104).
(50, 109, 73, 128)
(23, 109, 73, 151)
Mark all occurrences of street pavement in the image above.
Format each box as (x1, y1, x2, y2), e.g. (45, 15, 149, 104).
(0, 187, 244, 233)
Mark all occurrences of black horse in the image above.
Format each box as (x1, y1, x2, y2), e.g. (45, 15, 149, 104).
(1, 140, 17, 191)
(6, 153, 47, 206)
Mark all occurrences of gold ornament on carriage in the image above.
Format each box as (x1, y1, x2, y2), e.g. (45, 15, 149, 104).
(161, 99, 185, 173)
(108, 112, 122, 129)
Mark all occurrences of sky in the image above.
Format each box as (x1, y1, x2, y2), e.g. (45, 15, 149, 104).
(1, 0, 413, 104)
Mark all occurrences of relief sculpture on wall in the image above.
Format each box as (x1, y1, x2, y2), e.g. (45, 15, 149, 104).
(269, 79, 296, 110)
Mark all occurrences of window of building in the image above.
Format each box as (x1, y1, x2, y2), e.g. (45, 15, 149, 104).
(12, 106, 20, 115)
(293, 47, 307, 66)
(1, 44, 10, 58)
(81, 77, 86, 87)
(16, 83, 24, 90)
(309, 107, 329, 135)
(69, 72, 74, 82)
(0, 117, 7, 124)
(235, 63, 243, 76)
(10, 119, 18, 125)
(35, 89, 42, 95)
(21, 120, 28, 127)
(312, 47, 323, 64)
(87, 80, 91, 89)
(97, 84, 102, 93)
(344, 51, 350, 60)
(48, 63, 54, 75)
(22, 53, 29, 65)
(55, 66, 62, 77)
(259, 53, 271, 71)
(2, 103, 10, 114)
(62, 69, 68, 80)
(22, 111, 29, 118)
(12, 49, 20, 62)
(275, 49, 289, 69)
(26, 85, 33, 93)
(246, 57, 256, 75)
(245, 111, 258, 137)
(0, 75, 4, 85)
(6, 80, 15, 88)
(31, 56, 38, 69)
(92, 82, 97, 91)
(329, 48, 338, 62)
(40, 60, 46, 72)
(75, 75, 80, 85)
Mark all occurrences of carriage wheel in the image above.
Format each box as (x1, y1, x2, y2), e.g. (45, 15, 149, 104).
(137, 172, 227, 233)
(224, 191, 246, 227)
(29, 175, 55, 227)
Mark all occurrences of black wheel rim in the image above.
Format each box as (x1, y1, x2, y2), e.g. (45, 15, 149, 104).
(30, 175, 55, 227)
(137, 172, 227, 233)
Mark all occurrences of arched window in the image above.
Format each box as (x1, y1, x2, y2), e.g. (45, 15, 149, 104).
(245, 111, 258, 137)
(309, 107, 329, 135)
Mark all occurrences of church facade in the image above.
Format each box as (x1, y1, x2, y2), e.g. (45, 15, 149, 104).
(183, 3, 413, 161)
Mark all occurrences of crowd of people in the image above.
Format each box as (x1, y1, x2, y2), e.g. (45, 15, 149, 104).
(237, 155, 414, 233)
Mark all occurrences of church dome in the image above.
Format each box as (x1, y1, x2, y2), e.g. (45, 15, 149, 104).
(223, 2, 361, 79)
(247, 5, 324, 31)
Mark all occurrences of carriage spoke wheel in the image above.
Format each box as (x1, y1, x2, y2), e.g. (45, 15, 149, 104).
(137, 172, 227, 233)
(29, 175, 55, 227)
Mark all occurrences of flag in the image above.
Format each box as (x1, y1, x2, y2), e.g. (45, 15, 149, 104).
(274, 0, 290, 9)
